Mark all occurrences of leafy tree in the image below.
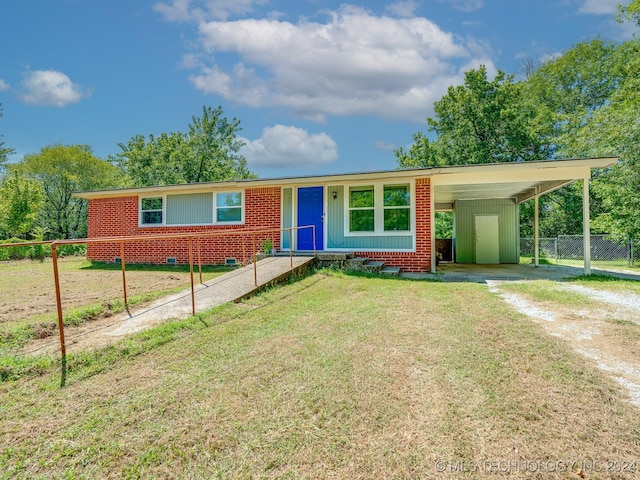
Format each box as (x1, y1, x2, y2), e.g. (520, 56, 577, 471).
(0, 104, 14, 173)
(525, 38, 626, 145)
(116, 105, 255, 186)
(0, 170, 44, 239)
(395, 131, 440, 168)
(617, 0, 640, 26)
(555, 38, 640, 240)
(396, 66, 551, 168)
(16, 144, 124, 239)
(518, 38, 636, 237)
(435, 212, 453, 238)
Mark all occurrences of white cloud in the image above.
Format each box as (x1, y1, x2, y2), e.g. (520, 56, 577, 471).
(186, 4, 494, 122)
(575, 0, 636, 40)
(385, 1, 419, 18)
(578, 0, 618, 15)
(374, 140, 396, 151)
(19, 70, 90, 107)
(441, 0, 484, 13)
(0, 79, 9, 91)
(240, 125, 338, 169)
(154, 0, 267, 21)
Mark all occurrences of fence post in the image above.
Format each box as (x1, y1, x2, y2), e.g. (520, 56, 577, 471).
(51, 244, 67, 387)
(196, 237, 203, 285)
(242, 235, 246, 267)
(188, 237, 195, 316)
(312, 225, 317, 257)
(120, 241, 128, 308)
(554, 237, 558, 264)
(253, 233, 257, 287)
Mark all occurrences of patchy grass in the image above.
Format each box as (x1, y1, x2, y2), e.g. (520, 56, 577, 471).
(568, 275, 640, 294)
(497, 279, 601, 309)
(0, 257, 231, 326)
(0, 258, 232, 379)
(1, 272, 640, 478)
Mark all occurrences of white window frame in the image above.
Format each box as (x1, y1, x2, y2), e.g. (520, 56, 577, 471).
(213, 190, 245, 225)
(139, 195, 166, 227)
(382, 184, 412, 233)
(139, 189, 245, 227)
(347, 185, 375, 233)
(343, 181, 414, 237)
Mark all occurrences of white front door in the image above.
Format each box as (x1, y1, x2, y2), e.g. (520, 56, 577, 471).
(475, 215, 499, 264)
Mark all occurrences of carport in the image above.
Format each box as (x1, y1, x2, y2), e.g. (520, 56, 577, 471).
(428, 157, 619, 274)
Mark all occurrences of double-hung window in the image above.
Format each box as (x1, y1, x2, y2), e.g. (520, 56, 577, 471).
(140, 197, 163, 225)
(349, 186, 375, 232)
(383, 185, 410, 231)
(216, 192, 243, 223)
(346, 183, 412, 235)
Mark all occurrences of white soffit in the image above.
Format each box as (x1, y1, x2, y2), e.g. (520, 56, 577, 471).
(434, 179, 573, 205)
(431, 159, 617, 206)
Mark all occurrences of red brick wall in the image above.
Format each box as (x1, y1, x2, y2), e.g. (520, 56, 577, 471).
(354, 177, 432, 273)
(86, 188, 281, 265)
(86, 180, 433, 272)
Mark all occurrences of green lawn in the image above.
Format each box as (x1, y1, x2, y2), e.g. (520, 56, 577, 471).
(1, 271, 640, 478)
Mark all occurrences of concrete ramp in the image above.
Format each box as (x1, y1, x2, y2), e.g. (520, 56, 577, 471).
(107, 256, 315, 337)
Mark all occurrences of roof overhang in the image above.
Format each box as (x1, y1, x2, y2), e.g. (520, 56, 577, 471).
(74, 157, 618, 201)
(429, 159, 618, 209)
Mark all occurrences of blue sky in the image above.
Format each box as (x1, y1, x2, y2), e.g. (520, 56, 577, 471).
(0, 0, 635, 178)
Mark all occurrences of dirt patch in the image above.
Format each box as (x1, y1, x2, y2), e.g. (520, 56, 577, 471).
(0, 257, 211, 326)
(488, 279, 640, 407)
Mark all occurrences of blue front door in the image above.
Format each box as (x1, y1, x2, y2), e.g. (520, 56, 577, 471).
(297, 187, 324, 251)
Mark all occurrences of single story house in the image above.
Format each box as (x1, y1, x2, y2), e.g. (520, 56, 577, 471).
(75, 157, 617, 273)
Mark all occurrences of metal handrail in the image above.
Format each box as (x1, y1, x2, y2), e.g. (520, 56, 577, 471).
(0, 224, 316, 386)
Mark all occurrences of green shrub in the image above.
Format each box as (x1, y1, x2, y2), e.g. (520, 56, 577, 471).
(0, 237, 86, 261)
(57, 243, 86, 256)
(0, 238, 31, 260)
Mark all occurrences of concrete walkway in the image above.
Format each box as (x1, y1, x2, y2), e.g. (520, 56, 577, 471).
(25, 256, 316, 354)
(107, 256, 315, 337)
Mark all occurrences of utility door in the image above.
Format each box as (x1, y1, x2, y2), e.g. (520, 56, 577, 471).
(297, 186, 324, 251)
(475, 215, 499, 264)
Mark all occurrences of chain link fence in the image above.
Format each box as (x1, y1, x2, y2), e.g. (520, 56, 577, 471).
(520, 235, 640, 266)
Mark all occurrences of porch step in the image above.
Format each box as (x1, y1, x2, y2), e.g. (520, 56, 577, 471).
(362, 260, 385, 273)
(346, 257, 368, 268)
(380, 266, 401, 276)
(315, 252, 356, 261)
(289, 251, 403, 275)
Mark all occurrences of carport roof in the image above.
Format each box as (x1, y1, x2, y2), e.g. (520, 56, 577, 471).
(75, 157, 618, 200)
(427, 157, 618, 209)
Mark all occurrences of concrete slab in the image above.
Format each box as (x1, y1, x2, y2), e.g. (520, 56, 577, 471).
(402, 263, 580, 283)
(105, 255, 315, 336)
(401, 262, 640, 283)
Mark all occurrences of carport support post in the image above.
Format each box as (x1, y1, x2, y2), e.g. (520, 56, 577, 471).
(534, 194, 540, 267)
(430, 181, 436, 273)
(583, 176, 591, 274)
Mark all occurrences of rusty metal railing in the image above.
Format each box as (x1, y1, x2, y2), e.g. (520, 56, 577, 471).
(0, 224, 316, 386)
